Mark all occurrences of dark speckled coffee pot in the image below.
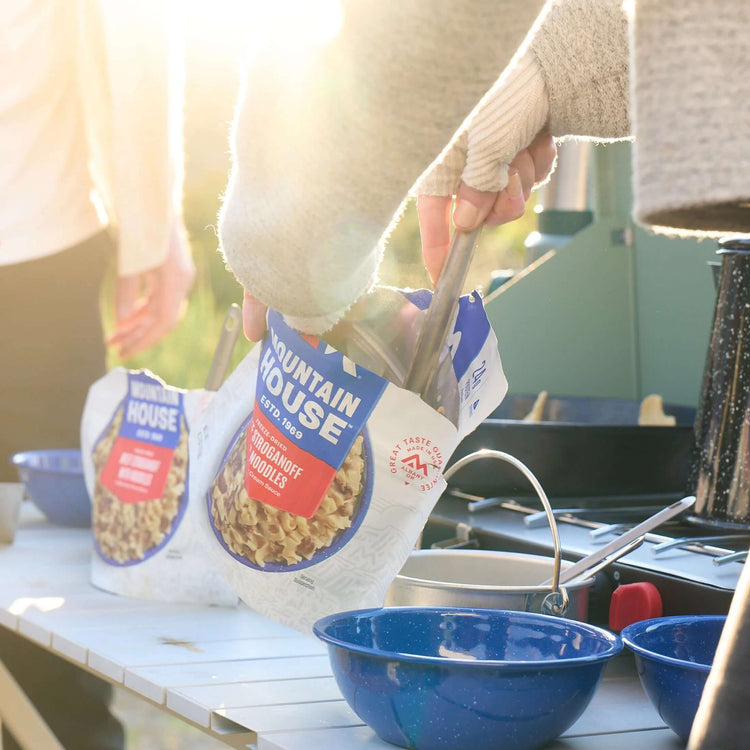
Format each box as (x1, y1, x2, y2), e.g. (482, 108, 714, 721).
(689, 237, 750, 529)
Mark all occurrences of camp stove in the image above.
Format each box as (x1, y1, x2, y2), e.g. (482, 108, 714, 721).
(422, 488, 745, 627)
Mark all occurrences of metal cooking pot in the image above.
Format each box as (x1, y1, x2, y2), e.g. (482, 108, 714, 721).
(385, 549, 594, 621)
(386, 448, 660, 621)
(385, 449, 584, 619)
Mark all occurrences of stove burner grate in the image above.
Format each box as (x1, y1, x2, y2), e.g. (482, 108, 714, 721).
(446, 489, 750, 567)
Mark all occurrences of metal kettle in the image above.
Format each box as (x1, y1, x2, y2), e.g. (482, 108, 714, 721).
(689, 237, 750, 528)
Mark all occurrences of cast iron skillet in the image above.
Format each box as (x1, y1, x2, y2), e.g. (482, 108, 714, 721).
(447, 394, 696, 502)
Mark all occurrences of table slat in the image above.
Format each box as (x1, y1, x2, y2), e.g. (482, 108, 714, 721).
(83, 634, 326, 682)
(220, 700, 363, 734)
(167, 676, 342, 727)
(124, 654, 332, 704)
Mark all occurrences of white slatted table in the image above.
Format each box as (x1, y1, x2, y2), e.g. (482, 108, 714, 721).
(0, 501, 684, 750)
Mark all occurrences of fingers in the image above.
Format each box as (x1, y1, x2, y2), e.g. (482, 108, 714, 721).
(509, 150, 535, 200)
(114, 274, 142, 324)
(107, 303, 158, 359)
(242, 290, 268, 342)
(107, 253, 194, 359)
(108, 223, 196, 359)
(418, 186, 500, 283)
(485, 170, 526, 225)
(111, 296, 189, 360)
(527, 130, 557, 183)
(477, 132, 557, 227)
(452, 184, 498, 232)
(114, 319, 163, 360)
(108, 290, 171, 360)
(418, 181, 523, 282)
(416, 131, 557, 286)
(417, 195, 452, 285)
(107, 301, 152, 343)
(107, 273, 153, 356)
(124, 274, 191, 358)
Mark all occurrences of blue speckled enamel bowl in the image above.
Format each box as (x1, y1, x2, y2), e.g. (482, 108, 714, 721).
(313, 607, 622, 750)
(11, 449, 91, 528)
(621, 615, 726, 741)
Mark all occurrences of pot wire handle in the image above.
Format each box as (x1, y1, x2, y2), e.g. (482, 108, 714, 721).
(443, 448, 566, 613)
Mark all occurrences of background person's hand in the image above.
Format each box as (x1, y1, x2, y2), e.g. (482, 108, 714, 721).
(107, 220, 196, 359)
(417, 131, 556, 284)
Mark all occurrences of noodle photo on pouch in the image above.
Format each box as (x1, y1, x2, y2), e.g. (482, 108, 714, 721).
(209, 424, 368, 570)
(92, 407, 189, 563)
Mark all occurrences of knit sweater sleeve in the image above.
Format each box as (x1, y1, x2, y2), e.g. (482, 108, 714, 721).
(531, 0, 630, 140)
(219, 0, 547, 335)
(90, 0, 184, 277)
(414, 0, 629, 202)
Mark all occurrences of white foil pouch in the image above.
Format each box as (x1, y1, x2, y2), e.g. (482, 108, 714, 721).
(81, 369, 237, 606)
(192, 293, 507, 632)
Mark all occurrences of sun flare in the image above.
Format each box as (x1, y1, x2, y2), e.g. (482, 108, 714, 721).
(9, 596, 66, 616)
(184, 0, 343, 57)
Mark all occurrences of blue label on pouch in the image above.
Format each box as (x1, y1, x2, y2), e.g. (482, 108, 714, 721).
(402, 289, 491, 381)
(118, 371, 184, 448)
(100, 371, 185, 504)
(245, 310, 387, 517)
(256, 311, 387, 466)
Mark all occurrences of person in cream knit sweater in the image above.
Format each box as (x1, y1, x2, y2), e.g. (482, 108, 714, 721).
(220, 0, 749, 340)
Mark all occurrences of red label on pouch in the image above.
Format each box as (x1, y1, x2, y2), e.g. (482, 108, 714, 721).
(242, 312, 386, 519)
(100, 438, 173, 503)
(244, 407, 336, 518)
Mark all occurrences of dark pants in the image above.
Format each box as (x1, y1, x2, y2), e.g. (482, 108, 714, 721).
(0, 231, 124, 749)
(0, 231, 112, 481)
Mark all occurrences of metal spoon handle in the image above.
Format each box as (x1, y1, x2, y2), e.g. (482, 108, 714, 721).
(205, 303, 242, 391)
(559, 536, 645, 586)
(403, 227, 481, 397)
(544, 495, 696, 587)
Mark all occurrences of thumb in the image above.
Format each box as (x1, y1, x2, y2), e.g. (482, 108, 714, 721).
(242, 290, 268, 342)
(452, 183, 501, 232)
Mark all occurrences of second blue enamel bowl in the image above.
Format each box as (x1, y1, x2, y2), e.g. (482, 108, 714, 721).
(621, 615, 726, 741)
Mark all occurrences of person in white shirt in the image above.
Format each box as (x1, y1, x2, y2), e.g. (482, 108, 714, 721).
(0, 1, 193, 747)
(0, 0, 194, 477)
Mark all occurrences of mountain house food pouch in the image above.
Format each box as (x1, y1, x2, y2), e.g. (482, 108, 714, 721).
(192, 293, 508, 632)
(80, 369, 237, 605)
